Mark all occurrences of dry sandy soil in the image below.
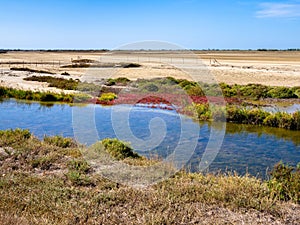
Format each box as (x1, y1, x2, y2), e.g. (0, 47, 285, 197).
(1, 50, 300, 92)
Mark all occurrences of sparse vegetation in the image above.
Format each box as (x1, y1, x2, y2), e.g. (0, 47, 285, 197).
(0, 129, 299, 224)
(24, 76, 79, 90)
(10, 67, 55, 74)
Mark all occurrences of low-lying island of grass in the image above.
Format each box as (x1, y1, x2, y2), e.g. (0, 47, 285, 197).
(0, 129, 299, 224)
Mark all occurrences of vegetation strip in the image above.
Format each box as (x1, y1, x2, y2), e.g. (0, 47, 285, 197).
(1, 76, 299, 130)
(10, 67, 55, 74)
(0, 86, 91, 103)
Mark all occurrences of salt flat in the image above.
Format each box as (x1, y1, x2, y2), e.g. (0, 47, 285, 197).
(1, 50, 300, 92)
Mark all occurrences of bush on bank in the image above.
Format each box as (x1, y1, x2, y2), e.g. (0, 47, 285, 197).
(0, 86, 92, 103)
(194, 104, 300, 130)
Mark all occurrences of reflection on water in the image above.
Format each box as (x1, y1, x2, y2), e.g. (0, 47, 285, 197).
(189, 122, 300, 177)
(0, 99, 299, 177)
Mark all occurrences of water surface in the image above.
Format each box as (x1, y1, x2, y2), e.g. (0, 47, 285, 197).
(0, 99, 299, 177)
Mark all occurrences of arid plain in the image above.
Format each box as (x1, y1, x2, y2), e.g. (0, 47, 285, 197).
(1, 50, 300, 93)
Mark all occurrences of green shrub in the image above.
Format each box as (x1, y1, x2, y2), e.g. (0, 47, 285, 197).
(220, 83, 237, 97)
(31, 155, 57, 170)
(292, 111, 300, 130)
(40, 93, 58, 102)
(0, 129, 31, 147)
(106, 77, 130, 86)
(44, 135, 76, 148)
(99, 92, 117, 102)
(101, 138, 140, 160)
(66, 170, 92, 186)
(276, 112, 294, 129)
(66, 159, 92, 186)
(24, 76, 79, 90)
(193, 103, 212, 120)
(178, 79, 195, 89)
(247, 108, 270, 125)
(294, 89, 300, 98)
(226, 106, 248, 123)
(238, 84, 270, 99)
(185, 85, 204, 96)
(267, 162, 300, 203)
(0, 86, 75, 103)
(264, 112, 294, 129)
(263, 114, 279, 127)
(267, 87, 296, 98)
(68, 159, 90, 173)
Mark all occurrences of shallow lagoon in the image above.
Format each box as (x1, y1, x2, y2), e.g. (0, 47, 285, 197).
(0, 99, 299, 177)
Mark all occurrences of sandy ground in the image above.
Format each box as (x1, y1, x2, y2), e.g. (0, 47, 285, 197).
(1, 50, 300, 92)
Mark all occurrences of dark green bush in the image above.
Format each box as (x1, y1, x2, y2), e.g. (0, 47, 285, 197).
(263, 112, 293, 129)
(178, 79, 196, 89)
(123, 63, 141, 68)
(294, 89, 300, 98)
(220, 83, 237, 97)
(268, 162, 300, 203)
(226, 106, 248, 123)
(101, 138, 140, 160)
(292, 111, 300, 130)
(247, 108, 270, 125)
(263, 114, 279, 127)
(238, 84, 270, 99)
(40, 93, 58, 102)
(276, 112, 294, 129)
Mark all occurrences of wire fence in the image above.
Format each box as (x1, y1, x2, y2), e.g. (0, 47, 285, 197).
(0, 54, 206, 76)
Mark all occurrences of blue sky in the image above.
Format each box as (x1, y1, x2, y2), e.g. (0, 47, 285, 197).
(0, 0, 300, 49)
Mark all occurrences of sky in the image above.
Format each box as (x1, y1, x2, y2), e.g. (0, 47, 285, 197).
(0, 0, 300, 49)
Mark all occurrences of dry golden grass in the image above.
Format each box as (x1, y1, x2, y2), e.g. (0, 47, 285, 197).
(0, 129, 299, 224)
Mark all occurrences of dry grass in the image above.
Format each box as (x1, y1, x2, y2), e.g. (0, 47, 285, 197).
(0, 129, 299, 224)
